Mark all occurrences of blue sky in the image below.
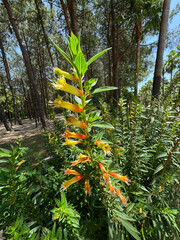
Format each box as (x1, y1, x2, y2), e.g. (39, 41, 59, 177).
(138, 0, 180, 92)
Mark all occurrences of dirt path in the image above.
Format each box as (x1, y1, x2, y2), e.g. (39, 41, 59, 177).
(0, 119, 54, 145)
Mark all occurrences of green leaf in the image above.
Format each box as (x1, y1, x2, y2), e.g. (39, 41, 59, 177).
(75, 52, 87, 76)
(92, 86, 118, 94)
(74, 96, 82, 105)
(87, 48, 111, 66)
(91, 121, 114, 129)
(118, 219, 140, 240)
(154, 164, 164, 174)
(70, 32, 79, 55)
(156, 152, 168, 159)
(51, 40, 75, 68)
(0, 148, 11, 158)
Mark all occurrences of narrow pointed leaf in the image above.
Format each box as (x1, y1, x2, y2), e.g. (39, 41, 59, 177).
(87, 48, 111, 66)
(75, 52, 87, 76)
(92, 86, 118, 94)
(51, 40, 75, 68)
(91, 121, 114, 129)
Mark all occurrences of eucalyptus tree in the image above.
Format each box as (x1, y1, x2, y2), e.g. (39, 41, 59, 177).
(152, 0, 171, 99)
(0, 38, 22, 125)
(0, 104, 12, 131)
(2, 0, 47, 128)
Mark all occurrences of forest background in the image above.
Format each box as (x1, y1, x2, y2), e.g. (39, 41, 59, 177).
(0, 0, 179, 240)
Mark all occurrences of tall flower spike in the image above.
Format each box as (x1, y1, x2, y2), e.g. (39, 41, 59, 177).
(62, 130, 86, 140)
(54, 68, 79, 82)
(63, 139, 82, 146)
(66, 116, 86, 129)
(71, 153, 91, 166)
(109, 172, 131, 185)
(54, 97, 83, 113)
(84, 179, 91, 195)
(61, 175, 84, 191)
(52, 77, 83, 97)
(115, 188, 127, 206)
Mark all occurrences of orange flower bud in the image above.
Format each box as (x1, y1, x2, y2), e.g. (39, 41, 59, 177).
(71, 153, 91, 166)
(109, 172, 130, 185)
(64, 168, 80, 175)
(66, 116, 86, 129)
(62, 130, 86, 140)
(84, 179, 91, 195)
(61, 175, 84, 190)
(115, 188, 127, 206)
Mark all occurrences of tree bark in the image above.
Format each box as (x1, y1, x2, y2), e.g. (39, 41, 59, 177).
(152, 0, 171, 99)
(134, 17, 142, 95)
(0, 38, 23, 125)
(2, 0, 47, 129)
(0, 105, 12, 131)
(67, 0, 78, 37)
(60, 0, 71, 36)
(34, 0, 54, 67)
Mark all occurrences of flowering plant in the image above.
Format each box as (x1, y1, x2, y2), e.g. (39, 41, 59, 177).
(52, 32, 130, 206)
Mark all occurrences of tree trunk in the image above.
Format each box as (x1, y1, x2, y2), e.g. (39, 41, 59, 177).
(134, 17, 142, 96)
(0, 105, 12, 131)
(34, 0, 54, 67)
(152, 0, 171, 99)
(3, 0, 47, 129)
(0, 38, 23, 125)
(60, 0, 71, 36)
(67, 0, 78, 37)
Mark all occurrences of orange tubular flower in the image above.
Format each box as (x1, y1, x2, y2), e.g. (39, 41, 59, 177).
(63, 139, 82, 146)
(115, 188, 127, 206)
(84, 179, 91, 195)
(64, 168, 80, 175)
(66, 116, 86, 129)
(62, 130, 86, 140)
(54, 97, 82, 113)
(109, 172, 130, 185)
(54, 68, 79, 82)
(61, 175, 84, 191)
(99, 161, 110, 184)
(71, 153, 91, 166)
(52, 77, 83, 96)
(108, 182, 115, 195)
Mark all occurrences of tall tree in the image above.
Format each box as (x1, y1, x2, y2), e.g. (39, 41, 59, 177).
(2, 0, 47, 128)
(67, 0, 78, 37)
(34, 0, 54, 67)
(152, 0, 171, 99)
(0, 104, 12, 131)
(0, 38, 22, 125)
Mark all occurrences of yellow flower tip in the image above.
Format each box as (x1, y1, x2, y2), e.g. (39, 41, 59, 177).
(63, 138, 82, 146)
(66, 116, 86, 129)
(53, 215, 60, 220)
(84, 179, 91, 195)
(53, 77, 83, 96)
(115, 189, 127, 206)
(109, 172, 131, 185)
(64, 168, 80, 175)
(62, 130, 86, 140)
(16, 160, 25, 166)
(54, 97, 83, 113)
(159, 186, 162, 192)
(61, 175, 84, 191)
(54, 67, 79, 82)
